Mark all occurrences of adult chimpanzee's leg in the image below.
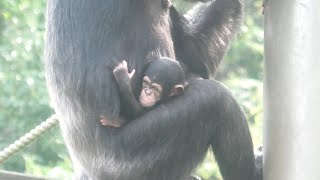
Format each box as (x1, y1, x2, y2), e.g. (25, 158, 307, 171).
(208, 83, 255, 180)
(88, 80, 255, 180)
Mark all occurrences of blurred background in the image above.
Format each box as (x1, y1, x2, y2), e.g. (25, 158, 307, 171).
(0, 0, 263, 179)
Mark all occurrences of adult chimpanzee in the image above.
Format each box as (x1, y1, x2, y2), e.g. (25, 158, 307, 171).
(101, 57, 187, 126)
(45, 0, 262, 180)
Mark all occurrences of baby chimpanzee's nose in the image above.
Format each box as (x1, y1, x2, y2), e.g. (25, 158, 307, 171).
(145, 88, 152, 95)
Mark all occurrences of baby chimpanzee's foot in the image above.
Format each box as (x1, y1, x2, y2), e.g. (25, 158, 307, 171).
(100, 115, 124, 128)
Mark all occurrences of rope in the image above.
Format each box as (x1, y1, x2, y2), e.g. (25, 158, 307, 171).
(0, 114, 59, 164)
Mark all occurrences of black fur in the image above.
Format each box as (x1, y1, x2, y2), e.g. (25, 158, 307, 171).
(113, 57, 186, 118)
(143, 58, 186, 97)
(45, 0, 260, 180)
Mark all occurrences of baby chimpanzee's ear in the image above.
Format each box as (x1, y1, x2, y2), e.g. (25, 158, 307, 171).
(170, 84, 184, 96)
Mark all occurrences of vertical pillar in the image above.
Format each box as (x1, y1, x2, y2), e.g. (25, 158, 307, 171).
(264, 0, 320, 179)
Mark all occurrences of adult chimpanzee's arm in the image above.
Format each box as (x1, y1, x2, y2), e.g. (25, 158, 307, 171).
(171, 0, 244, 78)
(102, 80, 256, 180)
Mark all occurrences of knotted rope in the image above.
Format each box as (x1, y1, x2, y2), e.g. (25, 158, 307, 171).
(0, 115, 59, 164)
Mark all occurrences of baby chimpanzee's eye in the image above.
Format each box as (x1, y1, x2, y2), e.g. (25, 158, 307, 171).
(151, 86, 158, 93)
(151, 84, 162, 95)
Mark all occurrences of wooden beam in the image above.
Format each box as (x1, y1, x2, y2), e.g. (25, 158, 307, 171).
(0, 170, 49, 180)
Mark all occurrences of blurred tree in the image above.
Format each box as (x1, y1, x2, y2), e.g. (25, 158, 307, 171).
(0, 0, 264, 179)
(0, 0, 72, 179)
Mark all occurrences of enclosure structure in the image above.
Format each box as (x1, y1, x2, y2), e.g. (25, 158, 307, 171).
(0, 170, 47, 180)
(264, 0, 320, 179)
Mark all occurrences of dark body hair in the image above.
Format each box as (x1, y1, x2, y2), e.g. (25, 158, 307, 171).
(113, 57, 186, 119)
(45, 0, 262, 180)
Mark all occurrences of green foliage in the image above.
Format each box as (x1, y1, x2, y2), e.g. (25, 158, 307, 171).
(0, 0, 72, 179)
(0, 1, 264, 179)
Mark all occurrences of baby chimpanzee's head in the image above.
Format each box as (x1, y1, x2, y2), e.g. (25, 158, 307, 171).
(139, 57, 186, 107)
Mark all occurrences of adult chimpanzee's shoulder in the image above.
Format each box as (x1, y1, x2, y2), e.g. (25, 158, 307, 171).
(185, 79, 238, 105)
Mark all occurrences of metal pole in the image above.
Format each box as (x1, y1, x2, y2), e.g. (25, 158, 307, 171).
(264, 0, 320, 180)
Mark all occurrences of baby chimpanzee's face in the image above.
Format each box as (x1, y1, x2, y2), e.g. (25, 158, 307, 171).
(139, 76, 162, 107)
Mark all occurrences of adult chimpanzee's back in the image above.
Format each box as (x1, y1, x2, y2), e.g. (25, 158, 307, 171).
(45, 0, 262, 180)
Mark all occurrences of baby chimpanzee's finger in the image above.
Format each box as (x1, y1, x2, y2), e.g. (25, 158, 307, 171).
(129, 69, 136, 79)
(122, 60, 128, 69)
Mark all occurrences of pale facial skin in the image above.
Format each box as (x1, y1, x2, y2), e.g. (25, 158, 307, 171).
(139, 76, 163, 107)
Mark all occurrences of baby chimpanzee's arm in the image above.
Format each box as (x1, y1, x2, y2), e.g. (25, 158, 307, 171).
(113, 61, 144, 118)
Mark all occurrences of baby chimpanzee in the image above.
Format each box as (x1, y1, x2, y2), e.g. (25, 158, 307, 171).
(100, 57, 187, 127)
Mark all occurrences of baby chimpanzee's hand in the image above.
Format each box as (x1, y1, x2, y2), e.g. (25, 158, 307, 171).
(100, 115, 125, 128)
(113, 60, 135, 79)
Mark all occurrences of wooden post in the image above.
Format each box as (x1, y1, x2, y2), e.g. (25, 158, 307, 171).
(264, 0, 320, 179)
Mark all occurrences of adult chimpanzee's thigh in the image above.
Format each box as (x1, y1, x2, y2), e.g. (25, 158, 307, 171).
(87, 80, 255, 180)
